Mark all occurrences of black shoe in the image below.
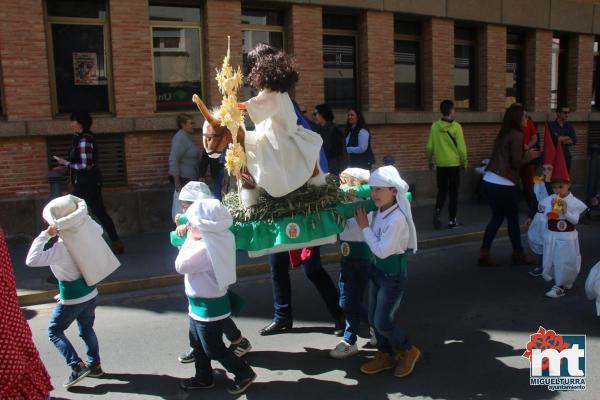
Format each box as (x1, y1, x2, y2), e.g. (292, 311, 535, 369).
(87, 363, 104, 378)
(63, 362, 90, 388)
(448, 219, 462, 229)
(227, 372, 257, 395)
(333, 316, 345, 337)
(259, 320, 293, 336)
(230, 337, 252, 357)
(180, 377, 214, 390)
(433, 209, 441, 230)
(178, 348, 195, 363)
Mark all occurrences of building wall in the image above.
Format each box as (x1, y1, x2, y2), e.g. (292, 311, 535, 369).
(0, 0, 598, 237)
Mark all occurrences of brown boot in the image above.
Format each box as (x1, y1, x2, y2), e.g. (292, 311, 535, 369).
(512, 250, 535, 266)
(394, 345, 421, 378)
(111, 240, 125, 255)
(360, 351, 395, 375)
(477, 248, 497, 267)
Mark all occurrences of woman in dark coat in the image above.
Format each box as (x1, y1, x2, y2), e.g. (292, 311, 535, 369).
(345, 107, 375, 170)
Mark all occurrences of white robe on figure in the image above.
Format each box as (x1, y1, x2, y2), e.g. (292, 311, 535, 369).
(527, 182, 552, 255)
(244, 90, 323, 197)
(42, 195, 120, 286)
(540, 193, 587, 288)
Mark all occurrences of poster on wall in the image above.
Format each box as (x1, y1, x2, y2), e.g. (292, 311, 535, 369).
(72, 52, 99, 85)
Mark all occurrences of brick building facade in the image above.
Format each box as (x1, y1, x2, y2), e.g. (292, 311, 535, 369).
(1, 0, 599, 236)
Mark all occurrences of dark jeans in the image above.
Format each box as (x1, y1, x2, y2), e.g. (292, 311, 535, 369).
(435, 166, 460, 221)
(269, 247, 342, 322)
(188, 317, 254, 382)
(72, 181, 119, 242)
(481, 181, 523, 251)
(48, 297, 100, 367)
(223, 317, 242, 342)
(339, 259, 369, 345)
(368, 266, 410, 354)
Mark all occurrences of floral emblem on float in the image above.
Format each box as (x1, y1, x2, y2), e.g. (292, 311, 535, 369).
(340, 242, 350, 257)
(286, 223, 300, 239)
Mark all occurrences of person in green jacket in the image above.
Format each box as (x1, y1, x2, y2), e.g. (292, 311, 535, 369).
(426, 100, 468, 230)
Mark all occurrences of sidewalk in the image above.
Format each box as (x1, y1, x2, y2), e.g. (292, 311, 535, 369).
(9, 199, 528, 305)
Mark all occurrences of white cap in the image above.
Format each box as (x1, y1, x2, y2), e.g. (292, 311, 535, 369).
(179, 181, 213, 202)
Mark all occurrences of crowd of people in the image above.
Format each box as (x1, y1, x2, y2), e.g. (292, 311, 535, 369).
(1, 42, 593, 399)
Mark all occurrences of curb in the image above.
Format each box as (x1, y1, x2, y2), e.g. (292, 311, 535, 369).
(18, 225, 523, 307)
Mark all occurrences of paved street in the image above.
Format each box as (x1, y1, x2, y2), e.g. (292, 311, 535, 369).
(25, 222, 600, 400)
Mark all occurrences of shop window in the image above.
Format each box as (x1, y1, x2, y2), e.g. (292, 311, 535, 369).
(394, 19, 421, 109)
(242, 8, 284, 100)
(150, 3, 202, 112)
(551, 35, 568, 110)
(323, 13, 357, 109)
(506, 31, 524, 107)
(454, 27, 477, 110)
(46, 0, 112, 114)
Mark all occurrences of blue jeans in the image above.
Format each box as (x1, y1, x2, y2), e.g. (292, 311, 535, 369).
(48, 297, 100, 367)
(269, 247, 342, 322)
(368, 266, 410, 354)
(339, 259, 369, 345)
(188, 317, 254, 382)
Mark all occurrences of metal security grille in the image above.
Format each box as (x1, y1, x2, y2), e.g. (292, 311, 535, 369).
(589, 122, 600, 149)
(46, 134, 127, 188)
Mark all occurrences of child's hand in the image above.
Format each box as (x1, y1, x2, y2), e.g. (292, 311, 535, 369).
(347, 188, 357, 202)
(47, 225, 58, 237)
(355, 207, 369, 229)
(525, 218, 532, 227)
(176, 224, 188, 237)
(237, 102, 247, 110)
(174, 213, 181, 225)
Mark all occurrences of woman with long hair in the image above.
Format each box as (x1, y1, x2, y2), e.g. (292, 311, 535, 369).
(345, 107, 375, 170)
(478, 104, 540, 266)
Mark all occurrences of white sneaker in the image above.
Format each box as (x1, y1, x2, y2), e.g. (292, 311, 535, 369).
(329, 341, 359, 359)
(545, 285, 566, 298)
(369, 327, 378, 347)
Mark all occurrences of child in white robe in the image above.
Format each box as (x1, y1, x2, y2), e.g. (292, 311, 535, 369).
(540, 143, 587, 298)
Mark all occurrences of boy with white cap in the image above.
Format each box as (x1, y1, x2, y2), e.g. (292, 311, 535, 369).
(175, 199, 256, 394)
(173, 181, 252, 364)
(354, 166, 421, 378)
(26, 195, 120, 387)
(330, 168, 372, 359)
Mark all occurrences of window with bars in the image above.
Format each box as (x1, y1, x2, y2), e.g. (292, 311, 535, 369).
(241, 8, 284, 100)
(47, 134, 127, 188)
(454, 27, 477, 110)
(506, 31, 524, 108)
(394, 19, 421, 109)
(323, 13, 357, 109)
(551, 35, 568, 110)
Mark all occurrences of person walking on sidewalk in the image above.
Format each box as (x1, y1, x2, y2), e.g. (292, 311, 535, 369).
(53, 111, 124, 254)
(478, 104, 540, 267)
(427, 100, 468, 230)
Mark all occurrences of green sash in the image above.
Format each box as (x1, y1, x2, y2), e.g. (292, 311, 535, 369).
(188, 294, 231, 319)
(58, 277, 96, 300)
(374, 253, 407, 273)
